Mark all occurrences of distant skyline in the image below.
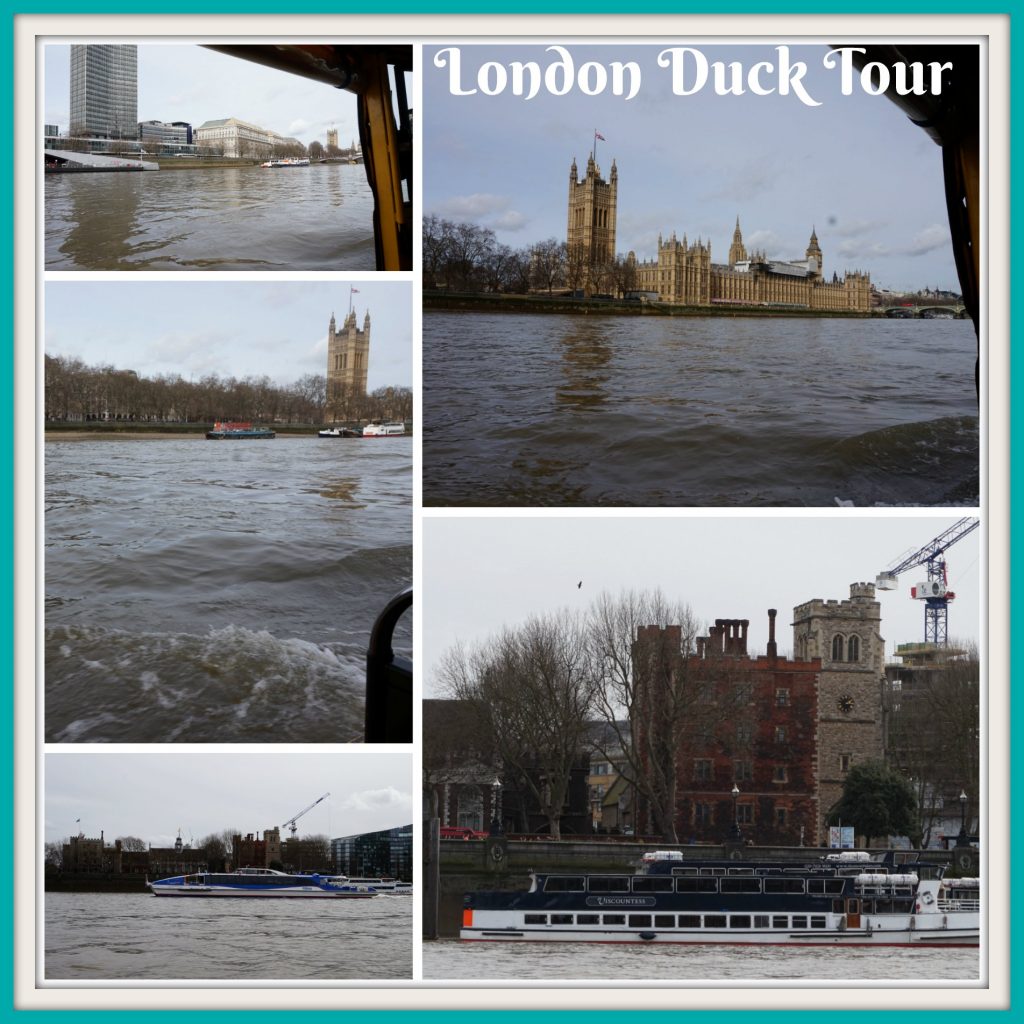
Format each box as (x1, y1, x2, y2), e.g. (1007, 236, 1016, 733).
(424, 42, 970, 293)
(45, 43, 361, 148)
(44, 281, 412, 389)
(44, 752, 412, 847)
(424, 516, 981, 694)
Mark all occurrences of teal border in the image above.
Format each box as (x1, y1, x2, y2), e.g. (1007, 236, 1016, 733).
(7, 1, 1017, 1020)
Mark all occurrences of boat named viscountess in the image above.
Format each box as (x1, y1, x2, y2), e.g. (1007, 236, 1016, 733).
(460, 850, 979, 946)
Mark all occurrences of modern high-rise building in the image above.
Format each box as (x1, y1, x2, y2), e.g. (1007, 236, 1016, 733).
(69, 44, 138, 140)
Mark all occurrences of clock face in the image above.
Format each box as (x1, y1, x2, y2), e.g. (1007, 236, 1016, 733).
(838, 695, 855, 714)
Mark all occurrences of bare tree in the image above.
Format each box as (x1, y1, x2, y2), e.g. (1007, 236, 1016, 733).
(115, 835, 147, 852)
(884, 639, 980, 846)
(531, 238, 567, 295)
(438, 613, 598, 838)
(587, 590, 748, 843)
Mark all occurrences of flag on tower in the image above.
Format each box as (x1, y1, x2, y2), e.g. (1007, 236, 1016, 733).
(595, 131, 606, 141)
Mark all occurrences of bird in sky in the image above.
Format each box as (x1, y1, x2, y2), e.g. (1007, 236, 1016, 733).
(577, 581, 582, 589)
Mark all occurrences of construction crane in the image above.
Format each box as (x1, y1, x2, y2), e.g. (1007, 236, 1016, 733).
(875, 518, 979, 645)
(283, 792, 330, 838)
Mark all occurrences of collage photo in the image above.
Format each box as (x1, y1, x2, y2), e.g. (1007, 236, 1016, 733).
(16, 9, 1009, 1017)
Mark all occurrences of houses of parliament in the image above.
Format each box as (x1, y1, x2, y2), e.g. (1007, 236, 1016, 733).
(567, 152, 871, 312)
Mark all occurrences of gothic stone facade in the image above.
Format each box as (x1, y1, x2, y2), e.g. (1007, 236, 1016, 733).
(792, 582, 886, 838)
(567, 156, 871, 311)
(326, 308, 370, 417)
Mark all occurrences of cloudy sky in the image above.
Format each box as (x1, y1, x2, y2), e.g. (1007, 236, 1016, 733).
(423, 515, 982, 694)
(44, 280, 412, 389)
(44, 751, 412, 847)
(424, 41, 969, 293)
(44, 43, 360, 149)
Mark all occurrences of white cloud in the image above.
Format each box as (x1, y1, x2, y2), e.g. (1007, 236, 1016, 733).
(341, 787, 412, 813)
(901, 224, 952, 257)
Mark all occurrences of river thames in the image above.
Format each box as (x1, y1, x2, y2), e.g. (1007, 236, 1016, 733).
(44, 163, 375, 271)
(44, 892, 412, 980)
(422, 938, 980, 983)
(422, 313, 978, 507)
(44, 436, 411, 743)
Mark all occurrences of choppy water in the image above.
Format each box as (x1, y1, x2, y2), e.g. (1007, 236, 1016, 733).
(44, 437, 411, 743)
(423, 313, 979, 507)
(45, 164, 375, 270)
(44, 892, 412, 980)
(422, 938, 981, 982)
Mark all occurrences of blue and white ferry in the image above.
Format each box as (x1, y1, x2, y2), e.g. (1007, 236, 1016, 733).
(149, 867, 378, 898)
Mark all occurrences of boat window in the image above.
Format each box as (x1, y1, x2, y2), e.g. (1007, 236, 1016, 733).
(524, 914, 548, 925)
(726, 867, 754, 875)
(700, 867, 726, 875)
(543, 876, 586, 892)
(729, 916, 752, 929)
(588, 876, 631, 892)
(654, 915, 675, 928)
(811, 916, 827, 928)
(791, 915, 808, 928)
(628, 914, 652, 928)
(772, 915, 788, 928)
(721, 878, 761, 893)
(764, 878, 805, 894)
(602, 914, 625, 925)
(676, 877, 718, 893)
(632, 876, 674, 892)
(704, 915, 727, 929)
(550, 914, 573, 925)
(808, 879, 845, 895)
(576, 914, 599, 925)
(671, 867, 699, 876)
(754, 915, 770, 929)
(678, 914, 701, 928)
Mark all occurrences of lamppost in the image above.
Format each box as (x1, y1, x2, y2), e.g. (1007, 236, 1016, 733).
(956, 789, 969, 847)
(730, 784, 741, 842)
(489, 778, 503, 837)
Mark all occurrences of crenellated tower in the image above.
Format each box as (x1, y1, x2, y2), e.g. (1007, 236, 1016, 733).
(567, 152, 618, 295)
(326, 307, 370, 419)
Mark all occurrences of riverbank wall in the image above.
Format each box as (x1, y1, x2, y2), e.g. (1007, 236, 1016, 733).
(424, 291, 878, 319)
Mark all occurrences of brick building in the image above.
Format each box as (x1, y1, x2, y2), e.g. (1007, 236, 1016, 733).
(633, 610, 820, 845)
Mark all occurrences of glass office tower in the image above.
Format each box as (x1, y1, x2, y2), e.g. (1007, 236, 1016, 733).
(69, 44, 138, 139)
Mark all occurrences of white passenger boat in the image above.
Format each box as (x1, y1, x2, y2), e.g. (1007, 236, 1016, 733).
(460, 851, 979, 946)
(148, 867, 378, 898)
(347, 877, 413, 894)
(362, 422, 406, 437)
(317, 426, 360, 437)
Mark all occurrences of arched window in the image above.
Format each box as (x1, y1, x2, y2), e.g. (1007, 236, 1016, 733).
(847, 635, 860, 662)
(456, 785, 483, 832)
(831, 634, 845, 662)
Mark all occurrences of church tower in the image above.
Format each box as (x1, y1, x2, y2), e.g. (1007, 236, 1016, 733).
(805, 227, 823, 280)
(567, 152, 618, 295)
(792, 583, 886, 840)
(728, 216, 747, 267)
(326, 306, 370, 420)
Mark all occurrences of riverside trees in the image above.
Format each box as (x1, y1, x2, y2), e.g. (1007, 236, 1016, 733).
(434, 589, 749, 843)
(437, 613, 599, 839)
(43, 354, 411, 427)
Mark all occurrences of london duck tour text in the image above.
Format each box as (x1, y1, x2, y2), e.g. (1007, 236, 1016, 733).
(433, 46, 954, 106)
